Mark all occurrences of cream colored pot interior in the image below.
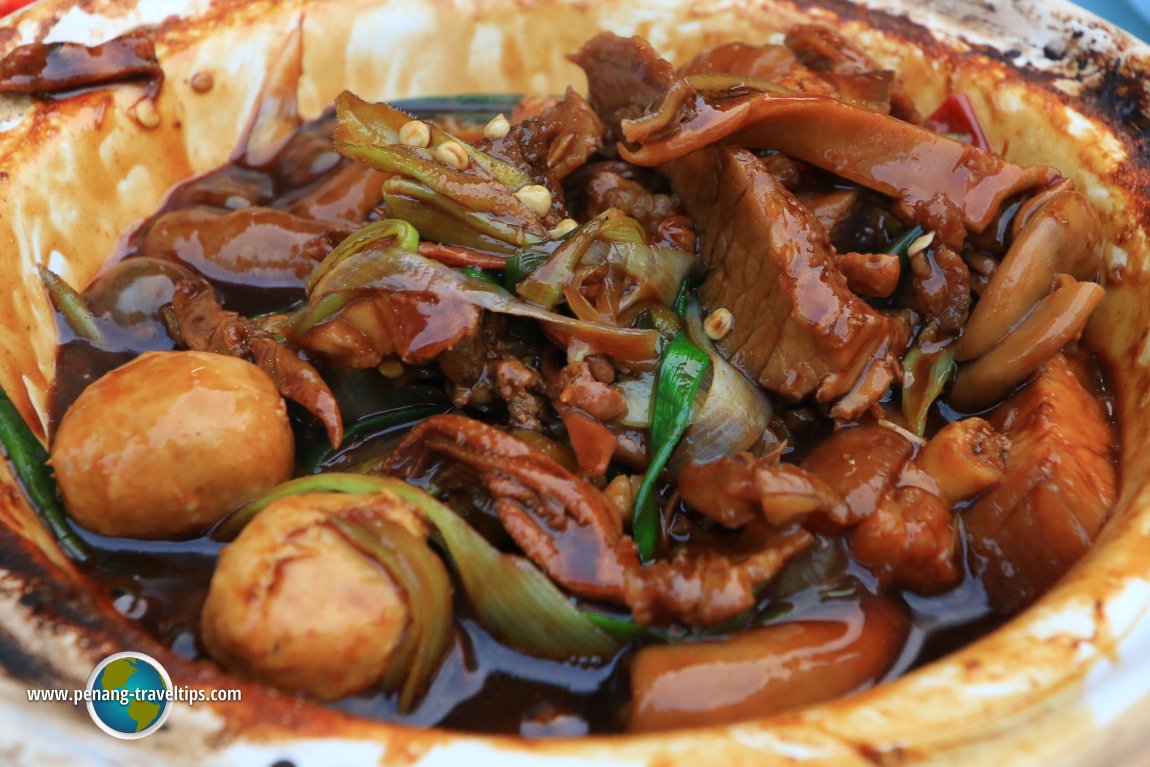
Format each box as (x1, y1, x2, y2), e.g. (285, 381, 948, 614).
(0, 0, 1148, 765)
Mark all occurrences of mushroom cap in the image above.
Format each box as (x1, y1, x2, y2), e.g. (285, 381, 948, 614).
(50, 350, 294, 539)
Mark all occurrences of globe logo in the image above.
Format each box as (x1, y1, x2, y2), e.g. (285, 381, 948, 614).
(85, 652, 173, 739)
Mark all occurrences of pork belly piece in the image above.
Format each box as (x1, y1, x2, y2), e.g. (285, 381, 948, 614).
(964, 353, 1117, 612)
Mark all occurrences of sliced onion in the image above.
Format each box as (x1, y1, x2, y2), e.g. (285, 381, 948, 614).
(299, 230, 660, 365)
(616, 371, 656, 428)
(519, 211, 693, 313)
(669, 300, 774, 471)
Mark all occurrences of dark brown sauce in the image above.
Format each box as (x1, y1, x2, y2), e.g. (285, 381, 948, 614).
(0, 31, 162, 96)
(44, 100, 1117, 736)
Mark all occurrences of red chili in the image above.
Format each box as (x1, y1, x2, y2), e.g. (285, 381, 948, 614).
(924, 92, 992, 153)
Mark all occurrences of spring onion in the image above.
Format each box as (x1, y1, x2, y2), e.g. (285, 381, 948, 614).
(294, 234, 660, 365)
(306, 219, 420, 293)
(383, 177, 538, 253)
(632, 334, 711, 562)
(217, 473, 619, 659)
(669, 300, 772, 471)
(0, 390, 89, 561)
(503, 246, 556, 289)
(330, 514, 453, 712)
(335, 91, 531, 190)
(459, 267, 499, 285)
(901, 345, 957, 435)
(390, 94, 523, 121)
(39, 267, 103, 344)
(887, 224, 925, 271)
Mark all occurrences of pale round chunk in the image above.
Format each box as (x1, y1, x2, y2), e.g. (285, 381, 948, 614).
(50, 350, 294, 539)
(199, 492, 425, 700)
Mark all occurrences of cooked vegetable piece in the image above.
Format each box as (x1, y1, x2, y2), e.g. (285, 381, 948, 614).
(39, 267, 102, 344)
(0, 390, 89, 561)
(407, 481, 620, 659)
(901, 345, 956, 436)
(335, 90, 533, 190)
(955, 189, 1104, 361)
(632, 333, 711, 562)
(950, 278, 1104, 412)
(924, 92, 991, 152)
(291, 223, 660, 366)
(669, 300, 774, 471)
(330, 511, 453, 711)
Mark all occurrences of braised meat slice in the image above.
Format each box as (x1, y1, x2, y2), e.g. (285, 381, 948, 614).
(480, 88, 607, 186)
(664, 147, 908, 418)
(568, 33, 675, 138)
(963, 353, 1117, 612)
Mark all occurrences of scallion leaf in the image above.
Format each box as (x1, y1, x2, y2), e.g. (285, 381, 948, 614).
(0, 390, 89, 562)
(502, 248, 552, 289)
(306, 218, 420, 294)
(459, 267, 499, 286)
(330, 514, 453, 712)
(901, 345, 957, 436)
(389, 94, 523, 120)
(582, 610, 673, 643)
(217, 473, 619, 659)
(673, 281, 690, 318)
(887, 224, 925, 272)
(632, 334, 711, 562)
(417, 486, 620, 659)
(39, 267, 103, 344)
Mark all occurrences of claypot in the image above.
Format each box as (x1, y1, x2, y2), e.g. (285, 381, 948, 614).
(0, 0, 1147, 764)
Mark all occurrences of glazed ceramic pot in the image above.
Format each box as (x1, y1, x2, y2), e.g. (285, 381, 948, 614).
(0, 0, 1147, 764)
